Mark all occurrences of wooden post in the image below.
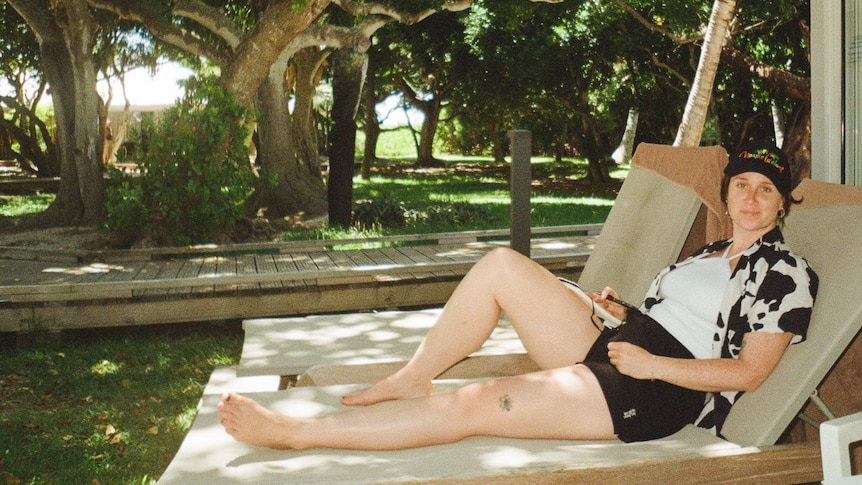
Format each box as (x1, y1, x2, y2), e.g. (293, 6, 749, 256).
(508, 130, 531, 257)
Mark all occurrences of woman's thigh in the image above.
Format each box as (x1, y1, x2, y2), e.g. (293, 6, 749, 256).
(448, 364, 616, 441)
(485, 249, 602, 368)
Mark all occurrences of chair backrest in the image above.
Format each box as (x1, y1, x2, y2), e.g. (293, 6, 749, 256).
(578, 143, 730, 304)
(722, 179, 862, 446)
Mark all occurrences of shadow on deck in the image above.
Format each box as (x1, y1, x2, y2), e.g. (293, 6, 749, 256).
(0, 225, 599, 332)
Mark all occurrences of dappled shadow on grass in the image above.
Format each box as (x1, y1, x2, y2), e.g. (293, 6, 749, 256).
(0, 320, 245, 484)
(367, 159, 624, 199)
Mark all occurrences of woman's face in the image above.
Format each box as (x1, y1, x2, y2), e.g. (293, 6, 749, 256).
(726, 171, 784, 236)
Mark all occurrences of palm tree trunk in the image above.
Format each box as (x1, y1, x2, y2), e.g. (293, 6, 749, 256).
(673, 0, 737, 147)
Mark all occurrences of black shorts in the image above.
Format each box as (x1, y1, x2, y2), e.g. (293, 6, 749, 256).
(582, 311, 706, 442)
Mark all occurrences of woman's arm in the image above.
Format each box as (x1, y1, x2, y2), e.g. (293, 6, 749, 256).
(607, 331, 793, 392)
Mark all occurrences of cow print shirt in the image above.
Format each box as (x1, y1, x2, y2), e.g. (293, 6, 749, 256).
(641, 226, 818, 438)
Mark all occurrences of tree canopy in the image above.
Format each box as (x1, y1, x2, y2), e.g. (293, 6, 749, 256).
(0, 0, 812, 237)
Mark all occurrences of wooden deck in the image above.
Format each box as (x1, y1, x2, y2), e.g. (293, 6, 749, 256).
(0, 225, 599, 332)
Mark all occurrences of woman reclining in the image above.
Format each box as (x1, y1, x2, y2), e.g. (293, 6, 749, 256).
(219, 141, 817, 449)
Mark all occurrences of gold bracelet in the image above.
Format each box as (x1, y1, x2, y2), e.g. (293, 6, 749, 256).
(650, 355, 657, 381)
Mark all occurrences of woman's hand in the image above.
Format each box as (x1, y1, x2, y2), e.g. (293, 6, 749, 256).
(607, 341, 656, 380)
(589, 287, 629, 322)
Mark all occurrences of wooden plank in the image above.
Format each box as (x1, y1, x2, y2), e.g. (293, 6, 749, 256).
(193, 256, 219, 295)
(0, 278, 466, 331)
(388, 246, 439, 281)
(379, 246, 434, 282)
(270, 253, 307, 289)
(0, 251, 589, 302)
(317, 249, 379, 285)
(0, 224, 604, 263)
(411, 444, 822, 485)
(137, 258, 183, 297)
(0, 259, 44, 286)
(357, 247, 399, 267)
(306, 251, 344, 285)
(235, 253, 262, 291)
(0, 263, 587, 331)
(213, 254, 244, 293)
(346, 247, 404, 284)
(337, 248, 393, 284)
(165, 258, 204, 297)
(252, 254, 283, 290)
(285, 252, 319, 287)
(411, 244, 460, 278)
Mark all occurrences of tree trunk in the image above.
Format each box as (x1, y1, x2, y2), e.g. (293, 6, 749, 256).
(771, 99, 787, 148)
(252, 54, 327, 220)
(611, 109, 639, 164)
(328, 48, 368, 227)
(782, 100, 812, 185)
(361, 70, 380, 180)
(574, 110, 611, 183)
(219, 0, 330, 108)
(10, 0, 106, 226)
(673, 0, 737, 147)
(491, 114, 505, 164)
(415, 97, 442, 167)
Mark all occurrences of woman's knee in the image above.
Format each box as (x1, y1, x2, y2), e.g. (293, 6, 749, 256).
(443, 383, 500, 434)
(482, 247, 523, 264)
(477, 247, 534, 277)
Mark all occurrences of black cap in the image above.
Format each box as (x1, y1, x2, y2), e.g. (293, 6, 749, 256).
(724, 141, 792, 195)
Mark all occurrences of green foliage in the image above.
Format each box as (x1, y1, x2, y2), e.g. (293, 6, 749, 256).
(353, 194, 407, 228)
(409, 202, 499, 227)
(353, 193, 499, 230)
(105, 77, 255, 246)
(104, 173, 150, 247)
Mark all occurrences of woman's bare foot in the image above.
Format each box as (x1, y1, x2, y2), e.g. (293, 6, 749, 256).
(218, 393, 298, 449)
(341, 372, 432, 406)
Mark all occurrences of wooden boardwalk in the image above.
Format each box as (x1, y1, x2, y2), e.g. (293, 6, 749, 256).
(0, 225, 599, 332)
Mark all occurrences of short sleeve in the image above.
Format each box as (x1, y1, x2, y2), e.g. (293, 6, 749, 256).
(746, 255, 817, 344)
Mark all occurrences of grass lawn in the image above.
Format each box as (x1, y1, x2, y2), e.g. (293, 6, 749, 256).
(0, 323, 243, 485)
(283, 155, 625, 241)
(0, 141, 626, 484)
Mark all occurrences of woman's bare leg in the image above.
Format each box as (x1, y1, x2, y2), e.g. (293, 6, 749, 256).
(219, 364, 615, 450)
(342, 248, 603, 406)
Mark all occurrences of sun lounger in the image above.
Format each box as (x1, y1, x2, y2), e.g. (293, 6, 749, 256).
(159, 145, 862, 483)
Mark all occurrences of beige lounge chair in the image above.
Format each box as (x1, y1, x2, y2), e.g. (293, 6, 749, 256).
(158, 145, 862, 483)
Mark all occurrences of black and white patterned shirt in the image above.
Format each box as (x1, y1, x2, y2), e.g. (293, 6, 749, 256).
(641, 227, 819, 438)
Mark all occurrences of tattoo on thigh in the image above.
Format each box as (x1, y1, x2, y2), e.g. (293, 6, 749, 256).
(499, 394, 513, 412)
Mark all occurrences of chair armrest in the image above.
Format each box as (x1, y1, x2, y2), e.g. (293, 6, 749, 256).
(820, 411, 862, 483)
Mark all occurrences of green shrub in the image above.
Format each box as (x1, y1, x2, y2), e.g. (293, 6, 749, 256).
(410, 203, 499, 227)
(105, 77, 254, 246)
(353, 194, 407, 228)
(104, 173, 150, 247)
(352, 194, 499, 231)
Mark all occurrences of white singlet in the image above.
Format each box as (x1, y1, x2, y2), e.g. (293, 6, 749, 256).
(646, 247, 743, 359)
